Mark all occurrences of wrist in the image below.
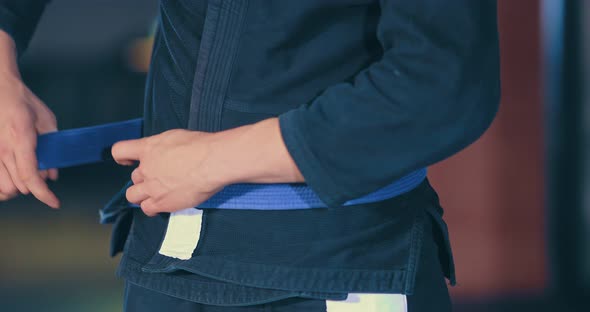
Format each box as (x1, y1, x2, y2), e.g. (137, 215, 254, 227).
(190, 130, 237, 189)
(201, 127, 251, 187)
(204, 118, 304, 186)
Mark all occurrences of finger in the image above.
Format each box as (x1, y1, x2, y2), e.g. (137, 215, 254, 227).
(35, 115, 58, 134)
(126, 183, 150, 205)
(111, 138, 148, 165)
(48, 169, 59, 181)
(31, 96, 58, 133)
(3, 154, 29, 194)
(0, 162, 18, 197)
(151, 187, 203, 215)
(39, 170, 48, 181)
(0, 192, 18, 201)
(15, 143, 60, 208)
(131, 168, 144, 184)
(140, 198, 159, 217)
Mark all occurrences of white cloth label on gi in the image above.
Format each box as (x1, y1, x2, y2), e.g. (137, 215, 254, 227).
(326, 293, 407, 312)
(158, 208, 203, 260)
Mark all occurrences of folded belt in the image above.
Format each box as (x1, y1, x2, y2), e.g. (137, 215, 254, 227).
(37, 118, 426, 210)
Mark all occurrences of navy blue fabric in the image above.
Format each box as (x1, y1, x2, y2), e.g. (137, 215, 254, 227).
(114, 179, 455, 305)
(124, 282, 328, 311)
(0, 0, 47, 55)
(0, 0, 497, 307)
(122, 205, 451, 311)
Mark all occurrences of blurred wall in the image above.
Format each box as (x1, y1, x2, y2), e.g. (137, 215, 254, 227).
(429, 0, 546, 299)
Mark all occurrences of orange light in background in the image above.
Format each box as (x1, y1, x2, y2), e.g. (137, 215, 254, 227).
(429, 0, 546, 299)
(126, 36, 154, 73)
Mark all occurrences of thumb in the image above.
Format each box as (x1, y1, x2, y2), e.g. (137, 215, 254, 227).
(112, 138, 148, 165)
(34, 104, 58, 134)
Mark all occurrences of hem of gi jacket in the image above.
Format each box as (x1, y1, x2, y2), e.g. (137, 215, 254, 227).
(117, 255, 348, 306)
(141, 255, 410, 294)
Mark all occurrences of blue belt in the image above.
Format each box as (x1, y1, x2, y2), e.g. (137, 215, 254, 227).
(37, 119, 143, 170)
(37, 119, 427, 210)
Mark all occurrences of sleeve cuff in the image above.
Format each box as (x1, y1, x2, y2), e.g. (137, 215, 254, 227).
(278, 109, 350, 208)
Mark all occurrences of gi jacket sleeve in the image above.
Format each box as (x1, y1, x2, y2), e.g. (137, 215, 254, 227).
(0, 0, 51, 56)
(278, 0, 501, 207)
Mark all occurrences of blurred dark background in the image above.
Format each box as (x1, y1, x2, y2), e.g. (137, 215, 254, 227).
(1, 0, 589, 311)
(0, 0, 157, 311)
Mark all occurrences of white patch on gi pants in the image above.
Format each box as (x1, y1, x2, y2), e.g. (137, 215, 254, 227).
(158, 208, 203, 260)
(326, 293, 408, 312)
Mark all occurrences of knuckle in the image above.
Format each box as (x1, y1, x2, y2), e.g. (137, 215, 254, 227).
(150, 201, 161, 212)
(19, 171, 36, 183)
(144, 181, 158, 195)
(140, 202, 152, 214)
(143, 138, 155, 151)
(20, 174, 33, 184)
(10, 115, 32, 133)
(132, 168, 142, 178)
(125, 188, 134, 201)
(144, 200, 160, 213)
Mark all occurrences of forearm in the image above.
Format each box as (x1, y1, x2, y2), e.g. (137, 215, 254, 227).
(206, 118, 305, 186)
